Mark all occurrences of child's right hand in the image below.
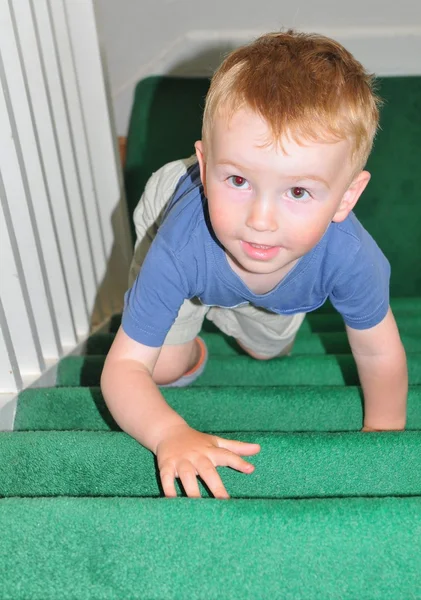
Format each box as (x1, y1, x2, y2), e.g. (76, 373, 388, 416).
(155, 424, 261, 499)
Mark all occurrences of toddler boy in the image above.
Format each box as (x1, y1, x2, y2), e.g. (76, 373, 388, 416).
(101, 30, 408, 499)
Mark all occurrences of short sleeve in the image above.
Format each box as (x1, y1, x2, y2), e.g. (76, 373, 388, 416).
(329, 239, 391, 330)
(122, 237, 190, 346)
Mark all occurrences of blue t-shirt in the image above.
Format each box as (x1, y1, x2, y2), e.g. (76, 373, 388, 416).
(123, 161, 390, 346)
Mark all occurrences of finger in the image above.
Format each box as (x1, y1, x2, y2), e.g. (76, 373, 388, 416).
(177, 459, 202, 498)
(196, 457, 230, 499)
(216, 438, 261, 456)
(215, 448, 256, 474)
(160, 465, 178, 498)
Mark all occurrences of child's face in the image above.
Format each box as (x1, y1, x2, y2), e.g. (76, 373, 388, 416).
(195, 109, 370, 280)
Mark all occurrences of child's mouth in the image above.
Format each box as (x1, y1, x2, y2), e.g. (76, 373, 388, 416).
(241, 241, 281, 260)
(249, 243, 273, 249)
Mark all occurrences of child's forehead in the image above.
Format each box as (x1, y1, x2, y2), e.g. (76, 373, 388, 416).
(209, 109, 352, 161)
(211, 107, 347, 149)
(206, 110, 356, 183)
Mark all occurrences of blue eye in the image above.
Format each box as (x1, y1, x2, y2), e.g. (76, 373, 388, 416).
(287, 187, 311, 201)
(228, 176, 250, 189)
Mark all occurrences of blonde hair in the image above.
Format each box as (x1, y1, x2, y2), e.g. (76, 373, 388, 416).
(202, 30, 382, 174)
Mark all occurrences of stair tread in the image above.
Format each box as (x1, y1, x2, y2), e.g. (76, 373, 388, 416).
(1, 496, 420, 600)
(56, 353, 421, 387)
(1, 430, 420, 499)
(85, 330, 421, 355)
(15, 385, 421, 432)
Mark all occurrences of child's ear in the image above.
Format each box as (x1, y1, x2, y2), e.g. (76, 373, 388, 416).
(332, 171, 371, 223)
(194, 141, 207, 196)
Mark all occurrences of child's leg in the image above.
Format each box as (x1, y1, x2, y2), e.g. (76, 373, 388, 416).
(152, 299, 209, 386)
(207, 304, 306, 360)
(154, 337, 208, 387)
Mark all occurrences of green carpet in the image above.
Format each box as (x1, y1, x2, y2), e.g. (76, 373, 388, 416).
(1, 76, 420, 599)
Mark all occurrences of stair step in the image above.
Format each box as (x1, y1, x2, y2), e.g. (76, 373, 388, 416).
(108, 310, 421, 335)
(55, 353, 421, 387)
(1, 496, 419, 600)
(1, 430, 420, 499)
(15, 385, 421, 432)
(85, 330, 421, 356)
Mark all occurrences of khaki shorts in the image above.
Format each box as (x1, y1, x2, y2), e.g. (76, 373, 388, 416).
(129, 157, 306, 359)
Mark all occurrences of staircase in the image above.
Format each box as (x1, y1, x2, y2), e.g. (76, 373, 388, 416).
(1, 76, 420, 599)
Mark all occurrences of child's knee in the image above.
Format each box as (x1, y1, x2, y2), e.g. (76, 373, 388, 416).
(152, 339, 199, 385)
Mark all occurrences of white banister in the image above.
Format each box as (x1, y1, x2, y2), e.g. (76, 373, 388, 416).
(0, 0, 132, 424)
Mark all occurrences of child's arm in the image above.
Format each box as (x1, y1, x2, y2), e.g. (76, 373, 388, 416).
(101, 327, 260, 498)
(345, 307, 408, 431)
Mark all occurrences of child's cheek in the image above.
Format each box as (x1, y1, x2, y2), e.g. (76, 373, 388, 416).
(208, 196, 230, 234)
(283, 204, 330, 247)
(291, 222, 329, 251)
(208, 183, 238, 225)
(211, 204, 235, 235)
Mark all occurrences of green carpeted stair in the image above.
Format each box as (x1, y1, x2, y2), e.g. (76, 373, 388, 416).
(1, 76, 420, 599)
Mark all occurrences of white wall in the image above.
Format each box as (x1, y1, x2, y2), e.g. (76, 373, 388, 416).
(94, 0, 421, 136)
(0, 0, 132, 414)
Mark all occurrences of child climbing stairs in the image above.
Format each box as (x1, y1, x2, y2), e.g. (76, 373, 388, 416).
(0, 76, 420, 599)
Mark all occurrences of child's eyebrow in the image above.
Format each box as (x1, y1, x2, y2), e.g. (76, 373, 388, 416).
(284, 175, 331, 189)
(216, 161, 331, 190)
(216, 160, 247, 171)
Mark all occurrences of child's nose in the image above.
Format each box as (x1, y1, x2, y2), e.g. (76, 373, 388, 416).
(246, 196, 278, 232)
